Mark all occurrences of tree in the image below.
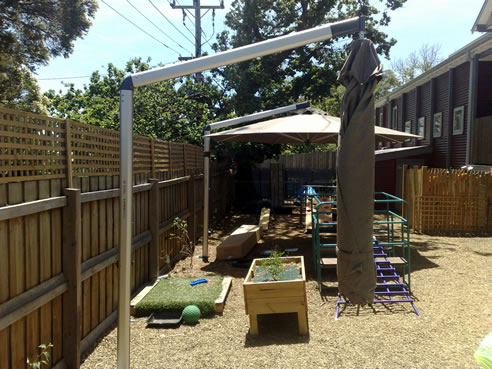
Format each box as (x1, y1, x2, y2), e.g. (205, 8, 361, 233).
(0, 0, 97, 112)
(212, 0, 406, 117)
(375, 43, 442, 98)
(0, 56, 48, 114)
(45, 58, 230, 145)
(374, 69, 400, 99)
(391, 43, 442, 85)
(0, 0, 98, 71)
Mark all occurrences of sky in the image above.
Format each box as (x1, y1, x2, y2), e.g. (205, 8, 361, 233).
(35, 0, 486, 93)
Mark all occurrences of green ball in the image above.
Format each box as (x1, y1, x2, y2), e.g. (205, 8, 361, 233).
(182, 305, 200, 324)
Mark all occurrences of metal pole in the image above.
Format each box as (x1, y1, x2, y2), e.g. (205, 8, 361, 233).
(195, 0, 201, 58)
(130, 17, 363, 88)
(202, 133, 210, 262)
(117, 88, 133, 369)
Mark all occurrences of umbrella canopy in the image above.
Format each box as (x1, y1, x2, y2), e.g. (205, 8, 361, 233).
(336, 38, 381, 304)
(204, 111, 421, 144)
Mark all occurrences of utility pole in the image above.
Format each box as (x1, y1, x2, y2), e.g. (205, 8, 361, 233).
(171, 0, 224, 58)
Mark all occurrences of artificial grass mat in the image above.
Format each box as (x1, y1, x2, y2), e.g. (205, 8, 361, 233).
(135, 276, 223, 317)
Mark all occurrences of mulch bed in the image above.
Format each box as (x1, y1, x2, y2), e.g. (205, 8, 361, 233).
(80, 211, 492, 369)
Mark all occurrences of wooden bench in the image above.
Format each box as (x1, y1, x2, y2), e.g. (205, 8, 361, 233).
(216, 225, 261, 260)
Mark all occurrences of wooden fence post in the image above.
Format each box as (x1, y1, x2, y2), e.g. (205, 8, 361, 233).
(149, 179, 160, 279)
(187, 173, 196, 245)
(62, 188, 81, 369)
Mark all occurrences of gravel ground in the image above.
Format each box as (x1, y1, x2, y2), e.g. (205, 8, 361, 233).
(81, 211, 492, 369)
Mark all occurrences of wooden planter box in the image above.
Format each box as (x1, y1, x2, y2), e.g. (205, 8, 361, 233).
(243, 256, 308, 335)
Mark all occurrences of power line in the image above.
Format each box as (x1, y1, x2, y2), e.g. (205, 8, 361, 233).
(180, 10, 198, 40)
(126, 0, 193, 56)
(201, 9, 216, 49)
(100, 0, 182, 55)
(147, 0, 196, 47)
(37, 60, 180, 81)
(38, 75, 99, 81)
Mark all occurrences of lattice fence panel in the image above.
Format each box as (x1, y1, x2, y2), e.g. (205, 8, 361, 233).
(184, 143, 201, 172)
(169, 142, 184, 174)
(70, 120, 120, 177)
(133, 135, 152, 174)
(415, 195, 483, 233)
(403, 166, 491, 234)
(0, 108, 67, 183)
(154, 139, 170, 174)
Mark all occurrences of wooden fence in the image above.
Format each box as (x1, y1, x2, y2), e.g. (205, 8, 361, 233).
(257, 151, 337, 169)
(0, 108, 231, 369)
(402, 166, 492, 234)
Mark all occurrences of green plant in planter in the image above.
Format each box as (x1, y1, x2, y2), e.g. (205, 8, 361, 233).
(259, 250, 286, 281)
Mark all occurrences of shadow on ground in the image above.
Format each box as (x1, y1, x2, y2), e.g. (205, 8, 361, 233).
(243, 313, 310, 348)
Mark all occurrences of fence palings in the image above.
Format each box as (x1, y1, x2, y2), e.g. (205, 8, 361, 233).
(0, 108, 229, 369)
(402, 166, 491, 234)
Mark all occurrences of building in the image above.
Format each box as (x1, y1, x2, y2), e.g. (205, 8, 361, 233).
(373, 2, 492, 197)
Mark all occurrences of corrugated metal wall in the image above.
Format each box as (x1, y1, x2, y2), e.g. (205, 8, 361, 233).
(404, 90, 416, 147)
(375, 159, 396, 196)
(451, 62, 470, 168)
(420, 81, 432, 146)
(477, 61, 492, 118)
(433, 72, 449, 168)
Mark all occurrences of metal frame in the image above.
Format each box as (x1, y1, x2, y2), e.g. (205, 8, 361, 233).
(309, 190, 412, 291)
(118, 16, 364, 368)
(202, 101, 310, 261)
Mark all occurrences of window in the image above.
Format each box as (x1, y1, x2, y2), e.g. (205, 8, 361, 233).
(392, 106, 398, 129)
(433, 112, 442, 138)
(453, 106, 464, 135)
(418, 117, 425, 139)
(405, 120, 411, 133)
(379, 112, 383, 126)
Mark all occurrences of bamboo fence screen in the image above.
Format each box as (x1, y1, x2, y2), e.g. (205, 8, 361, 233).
(402, 166, 492, 234)
(0, 107, 232, 369)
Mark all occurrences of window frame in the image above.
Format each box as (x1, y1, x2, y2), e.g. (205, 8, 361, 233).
(417, 117, 425, 139)
(452, 106, 465, 135)
(392, 106, 398, 130)
(404, 120, 411, 134)
(433, 112, 442, 138)
(379, 112, 384, 126)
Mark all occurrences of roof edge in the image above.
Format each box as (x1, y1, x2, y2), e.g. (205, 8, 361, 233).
(376, 32, 492, 108)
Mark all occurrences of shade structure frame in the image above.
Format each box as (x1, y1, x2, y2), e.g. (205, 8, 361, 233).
(118, 16, 364, 369)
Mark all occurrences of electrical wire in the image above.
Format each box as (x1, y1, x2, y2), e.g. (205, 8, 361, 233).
(201, 9, 216, 49)
(37, 60, 181, 81)
(100, 0, 182, 55)
(181, 10, 197, 39)
(126, 0, 193, 55)
(147, 0, 196, 47)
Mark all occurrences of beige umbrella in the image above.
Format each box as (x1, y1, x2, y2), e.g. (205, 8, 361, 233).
(204, 112, 421, 144)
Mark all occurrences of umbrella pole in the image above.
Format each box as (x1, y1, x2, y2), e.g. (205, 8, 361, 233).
(202, 135, 211, 262)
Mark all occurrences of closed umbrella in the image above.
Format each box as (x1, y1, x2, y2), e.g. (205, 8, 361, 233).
(336, 38, 382, 304)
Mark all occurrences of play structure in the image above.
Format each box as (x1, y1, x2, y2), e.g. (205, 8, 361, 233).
(308, 187, 419, 317)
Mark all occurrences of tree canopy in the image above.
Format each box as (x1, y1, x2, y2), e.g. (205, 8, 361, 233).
(212, 0, 406, 116)
(0, 0, 97, 112)
(376, 43, 442, 99)
(45, 58, 229, 145)
(0, 0, 97, 71)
